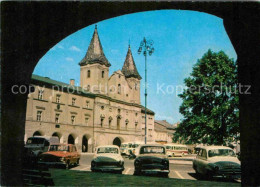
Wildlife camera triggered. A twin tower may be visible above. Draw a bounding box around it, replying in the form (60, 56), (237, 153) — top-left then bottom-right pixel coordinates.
(79, 25), (142, 104)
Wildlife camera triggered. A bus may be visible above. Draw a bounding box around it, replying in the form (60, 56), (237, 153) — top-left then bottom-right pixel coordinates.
(165, 143), (189, 157)
(120, 142), (133, 156)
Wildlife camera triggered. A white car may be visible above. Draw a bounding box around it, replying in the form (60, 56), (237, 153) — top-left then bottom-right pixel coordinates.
(193, 146), (241, 179)
(91, 145), (124, 174)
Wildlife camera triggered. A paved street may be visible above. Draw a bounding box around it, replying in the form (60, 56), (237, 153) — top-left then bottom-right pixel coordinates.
(70, 154), (240, 183)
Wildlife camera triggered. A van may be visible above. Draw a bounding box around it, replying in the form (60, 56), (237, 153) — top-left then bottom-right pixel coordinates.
(24, 136), (59, 164)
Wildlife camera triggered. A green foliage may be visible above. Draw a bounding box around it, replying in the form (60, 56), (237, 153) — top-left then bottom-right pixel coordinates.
(173, 50), (239, 145)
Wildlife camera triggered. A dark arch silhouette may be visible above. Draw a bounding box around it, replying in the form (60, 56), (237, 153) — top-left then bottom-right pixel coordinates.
(82, 136), (88, 152)
(113, 137), (121, 147)
(68, 134), (75, 145)
(33, 131), (42, 136)
(1, 2), (260, 186)
(52, 132), (60, 140)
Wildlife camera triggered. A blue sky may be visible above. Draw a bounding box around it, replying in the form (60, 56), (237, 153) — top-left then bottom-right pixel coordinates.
(34, 10), (237, 124)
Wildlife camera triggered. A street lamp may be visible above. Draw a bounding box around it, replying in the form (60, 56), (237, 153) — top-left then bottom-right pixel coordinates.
(138, 37), (154, 144)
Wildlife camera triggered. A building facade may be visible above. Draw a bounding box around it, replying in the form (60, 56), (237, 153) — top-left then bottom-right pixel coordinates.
(25, 26), (155, 152)
(154, 120), (177, 144)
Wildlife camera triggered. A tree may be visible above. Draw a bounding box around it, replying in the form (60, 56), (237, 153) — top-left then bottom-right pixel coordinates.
(173, 50), (239, 145)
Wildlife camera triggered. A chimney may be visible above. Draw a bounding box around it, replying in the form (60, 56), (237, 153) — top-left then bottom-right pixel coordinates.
(70, 79), (75, 86)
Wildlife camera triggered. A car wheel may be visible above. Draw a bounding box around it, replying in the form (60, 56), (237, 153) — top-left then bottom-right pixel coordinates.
(161, 173), (169, 178)
(134, 170), (141, 176)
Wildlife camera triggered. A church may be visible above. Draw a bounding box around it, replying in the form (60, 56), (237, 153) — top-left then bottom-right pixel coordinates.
(25, 26), (155, 152)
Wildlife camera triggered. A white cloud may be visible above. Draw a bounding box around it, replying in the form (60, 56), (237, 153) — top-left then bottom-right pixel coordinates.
(66, 57), (74, 62)
(69, 45), (81, 52)
(57, 45), (64, 49)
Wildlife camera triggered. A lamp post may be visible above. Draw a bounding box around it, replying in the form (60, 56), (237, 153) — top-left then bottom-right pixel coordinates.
(138, 37), (154, 144)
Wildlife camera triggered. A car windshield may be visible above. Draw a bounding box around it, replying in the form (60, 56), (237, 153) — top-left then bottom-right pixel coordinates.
(97, 147), (118, 154)
(26, 138), (45, 145)
(140, 146), (165, 154)
(208, 149), (236, 157)
(49, 145), (69, 152)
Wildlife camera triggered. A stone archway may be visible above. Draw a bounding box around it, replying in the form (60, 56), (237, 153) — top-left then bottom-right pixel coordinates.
(113, 137), (122, 147)
(68, 134), (75, 145)
(2, 3), (260, 186)
(82, 135), (88, 152)
(33, 131), (42, 136)
(52, 132), (61, 140)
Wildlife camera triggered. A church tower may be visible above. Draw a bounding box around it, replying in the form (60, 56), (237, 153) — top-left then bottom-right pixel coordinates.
(122, 45), (142, 104)
(79, 25), (111, 94)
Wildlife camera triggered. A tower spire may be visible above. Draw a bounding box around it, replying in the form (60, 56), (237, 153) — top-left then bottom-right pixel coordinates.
(122, 45), (142, 80)
(79, 26), (111, 67)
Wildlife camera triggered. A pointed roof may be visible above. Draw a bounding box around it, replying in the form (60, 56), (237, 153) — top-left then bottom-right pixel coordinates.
(79, 25), (111, 67)
(122, 45), (142, 80)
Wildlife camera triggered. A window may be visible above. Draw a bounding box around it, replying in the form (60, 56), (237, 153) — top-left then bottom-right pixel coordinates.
(86, 101), (89, 108)
(135, 122), (138, 131)
(109, 119), (112, 128)
(117, 117), (120, 130)
(72, 98), (76, 106)
(36, 111), (42, 121)
(85, 117), (89, 125)
(55, 113), (60, 123)
(38, 90), (43, 100)
(87, 85), (90, 91)
(149, 129), (152, 136)
(101, 118), (104, 127)
(87, 70), (91, 78)
(118, 109), (121, 114)
(125, 120), (128, 129)
(101, 106), (104, 110)
(118, 84), (121, 94)
(56, 95), (60, 103)
(135, 83), (138, 90)
(71, 116), (75, 124)
(102, 71), (104, 78)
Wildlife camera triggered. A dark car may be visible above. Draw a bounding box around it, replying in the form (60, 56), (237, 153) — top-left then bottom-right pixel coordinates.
(133, 144), (169, 177)
(23, 136), (59, 164)
(38, 144), (81, 169)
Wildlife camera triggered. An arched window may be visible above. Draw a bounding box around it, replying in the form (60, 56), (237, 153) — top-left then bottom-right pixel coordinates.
(118, 84), (121, 94)
(87, 70), (91, 78)
(102, 71), (104, 78)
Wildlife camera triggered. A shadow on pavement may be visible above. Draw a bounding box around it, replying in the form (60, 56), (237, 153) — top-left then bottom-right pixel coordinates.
(188, 173), (240, 183)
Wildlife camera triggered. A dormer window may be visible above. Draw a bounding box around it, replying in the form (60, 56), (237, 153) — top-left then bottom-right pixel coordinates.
(38, 90), (43, 100)
(56, 95), (61, 103)
(72, 98), (76, 106)
(86, 101), (89, 108)
(87, 70), (91, 78)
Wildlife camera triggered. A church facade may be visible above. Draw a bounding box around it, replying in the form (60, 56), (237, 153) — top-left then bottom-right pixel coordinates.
(25, 26), (155, 152)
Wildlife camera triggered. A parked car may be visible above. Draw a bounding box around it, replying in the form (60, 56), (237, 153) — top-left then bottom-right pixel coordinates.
(91, 145), (124, 174)
(38, 144), (80, 169)
(24, 136), (59, 164)
(193, 146), (241, 179)
(132, 144), (169, 177)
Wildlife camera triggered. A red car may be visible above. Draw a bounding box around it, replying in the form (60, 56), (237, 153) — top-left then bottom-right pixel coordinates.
(38, 144), (80, 169)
